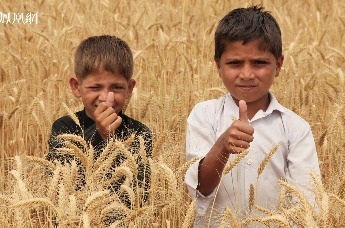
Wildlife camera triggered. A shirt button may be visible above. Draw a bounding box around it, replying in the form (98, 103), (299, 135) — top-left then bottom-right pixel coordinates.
(247, 159), (253, 165)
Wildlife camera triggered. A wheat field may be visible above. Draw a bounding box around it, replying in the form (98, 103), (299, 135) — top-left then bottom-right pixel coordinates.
(0, 0), (344, 227)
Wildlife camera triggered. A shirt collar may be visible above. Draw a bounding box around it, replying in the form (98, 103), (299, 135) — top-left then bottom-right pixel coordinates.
(225, 92), (287, 122)
(266, 93), (287, 114)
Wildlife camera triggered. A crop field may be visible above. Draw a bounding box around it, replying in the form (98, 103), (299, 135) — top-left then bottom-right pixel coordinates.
(0, 0), (344, 227)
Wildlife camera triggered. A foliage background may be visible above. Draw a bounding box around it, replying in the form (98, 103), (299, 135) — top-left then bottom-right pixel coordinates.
(0, 0), (344, 227)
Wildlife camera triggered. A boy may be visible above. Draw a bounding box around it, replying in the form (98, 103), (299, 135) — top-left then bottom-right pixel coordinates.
(185, 6), (320, 227)
(47, 35), (152, 202)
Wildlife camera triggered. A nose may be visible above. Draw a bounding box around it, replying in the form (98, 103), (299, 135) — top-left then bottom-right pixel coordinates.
(239, 64), (254, 80)
(98, 89), (109, 102)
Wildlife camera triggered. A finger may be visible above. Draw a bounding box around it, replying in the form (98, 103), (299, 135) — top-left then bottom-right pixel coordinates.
(94, 106), (115, 122)
(109, 116), (122, 132)
(94, 102), (109, 115)
(239, 100), (249, 123)
(235, 131), (254, 143)
(227, 143), (248, 154)
(101, 112), (118, 126)
(105, 92), (115, 107)
(228, 138), (250, 150)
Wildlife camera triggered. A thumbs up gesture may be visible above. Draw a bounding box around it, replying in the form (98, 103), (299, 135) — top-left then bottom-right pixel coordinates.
(94, 92), (122, 140)
(105, 91), (115, 107)
(239, 100), (249, 123)
(221, 100), (254, 154)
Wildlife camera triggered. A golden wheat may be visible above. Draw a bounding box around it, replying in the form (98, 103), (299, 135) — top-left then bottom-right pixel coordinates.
(1, 0), (345, 227)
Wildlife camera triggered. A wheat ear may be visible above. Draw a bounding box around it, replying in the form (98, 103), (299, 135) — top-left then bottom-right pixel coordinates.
(103, 166), (134, 189)
(62, 102), (81, 129)
(249, 184), (255, 212)
(181, 200), (196, 228)
(219, 207), (240, 228)
(176, 156), (200, 181)
(82, 212), (91, 228)
(311, 172), (329, 226)
(100, 201), (131, 218)
(57, 133), (88, 150)
(243, 214), (290, 227)
(257, 144), (279, 177)
(223, 149), (250, 175)
(25, 155), (56, 171)
(9, 170), (33, 200)
(93, 137), (116, 172)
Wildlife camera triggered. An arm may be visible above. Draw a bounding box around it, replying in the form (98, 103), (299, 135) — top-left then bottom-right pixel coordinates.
(286, 121), (320, 204)
(197, 100), (254, 196)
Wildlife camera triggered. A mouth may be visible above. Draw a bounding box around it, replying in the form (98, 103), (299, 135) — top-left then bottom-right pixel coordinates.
(237, 85), (256, 91)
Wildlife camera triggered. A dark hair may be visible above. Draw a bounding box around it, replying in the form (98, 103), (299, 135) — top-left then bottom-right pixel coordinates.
(74, 35), (133, 80)
(214, 5), (282, 61)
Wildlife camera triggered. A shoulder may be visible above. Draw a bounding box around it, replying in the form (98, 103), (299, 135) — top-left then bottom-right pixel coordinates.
(51, 111), (83, 134)
(269, 94), (311, 131)
(121, 114), (152, 136)
(280, 107), (311, 129)
(189, 96), (227, 119)
(278, 106), (314, 143)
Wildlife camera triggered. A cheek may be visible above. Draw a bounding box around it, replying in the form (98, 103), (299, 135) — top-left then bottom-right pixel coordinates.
(82, 95), (96, 106)
(113, 94), (127, 104)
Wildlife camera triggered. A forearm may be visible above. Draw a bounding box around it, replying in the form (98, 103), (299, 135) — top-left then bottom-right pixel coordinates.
(198, 139), (230, 196)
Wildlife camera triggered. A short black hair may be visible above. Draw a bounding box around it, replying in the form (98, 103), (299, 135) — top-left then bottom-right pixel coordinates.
(214, 5), (282, 61)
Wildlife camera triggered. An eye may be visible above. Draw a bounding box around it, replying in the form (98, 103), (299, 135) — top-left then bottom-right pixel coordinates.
(87, 86), (99, 90)
(254, 60), (268, 65)
(226, 61), (242, 68)
(228, 60), (241, 65)
(112, 85), (124, 91)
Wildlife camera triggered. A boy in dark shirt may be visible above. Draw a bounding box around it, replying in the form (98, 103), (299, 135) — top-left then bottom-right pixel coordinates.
(47, 35), (152, 205)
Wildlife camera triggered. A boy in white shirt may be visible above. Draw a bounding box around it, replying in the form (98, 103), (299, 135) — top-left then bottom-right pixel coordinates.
(185, 5), (320, 227)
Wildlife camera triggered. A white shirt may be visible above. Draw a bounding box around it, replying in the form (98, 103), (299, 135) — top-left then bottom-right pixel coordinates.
(185, 93), (320, 227)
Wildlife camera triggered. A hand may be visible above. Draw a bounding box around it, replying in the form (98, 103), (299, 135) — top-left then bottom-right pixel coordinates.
(94, 92), (122, 140)
(222, 100), (254, 154)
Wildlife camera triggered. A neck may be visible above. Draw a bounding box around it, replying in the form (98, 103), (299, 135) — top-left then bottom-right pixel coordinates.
(233, 94), (271, 120)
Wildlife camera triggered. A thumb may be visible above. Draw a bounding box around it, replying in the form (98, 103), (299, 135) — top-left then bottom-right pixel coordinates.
(239, 100), (249, 123)
(105, 92), (115, 107)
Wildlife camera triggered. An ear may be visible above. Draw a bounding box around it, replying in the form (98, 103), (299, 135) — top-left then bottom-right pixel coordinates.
(127, 79), (136, 95)
(69, 76), (81, 97)
(275, 55), (284, 77)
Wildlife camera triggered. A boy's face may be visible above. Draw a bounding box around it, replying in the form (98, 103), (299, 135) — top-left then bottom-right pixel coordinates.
(69, 70), (135, 120)
(216, 39), (283, 110)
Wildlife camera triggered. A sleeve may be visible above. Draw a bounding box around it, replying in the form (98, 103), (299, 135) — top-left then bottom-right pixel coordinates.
(286, 119), (321, 207)
(184, 103), (220, 215)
